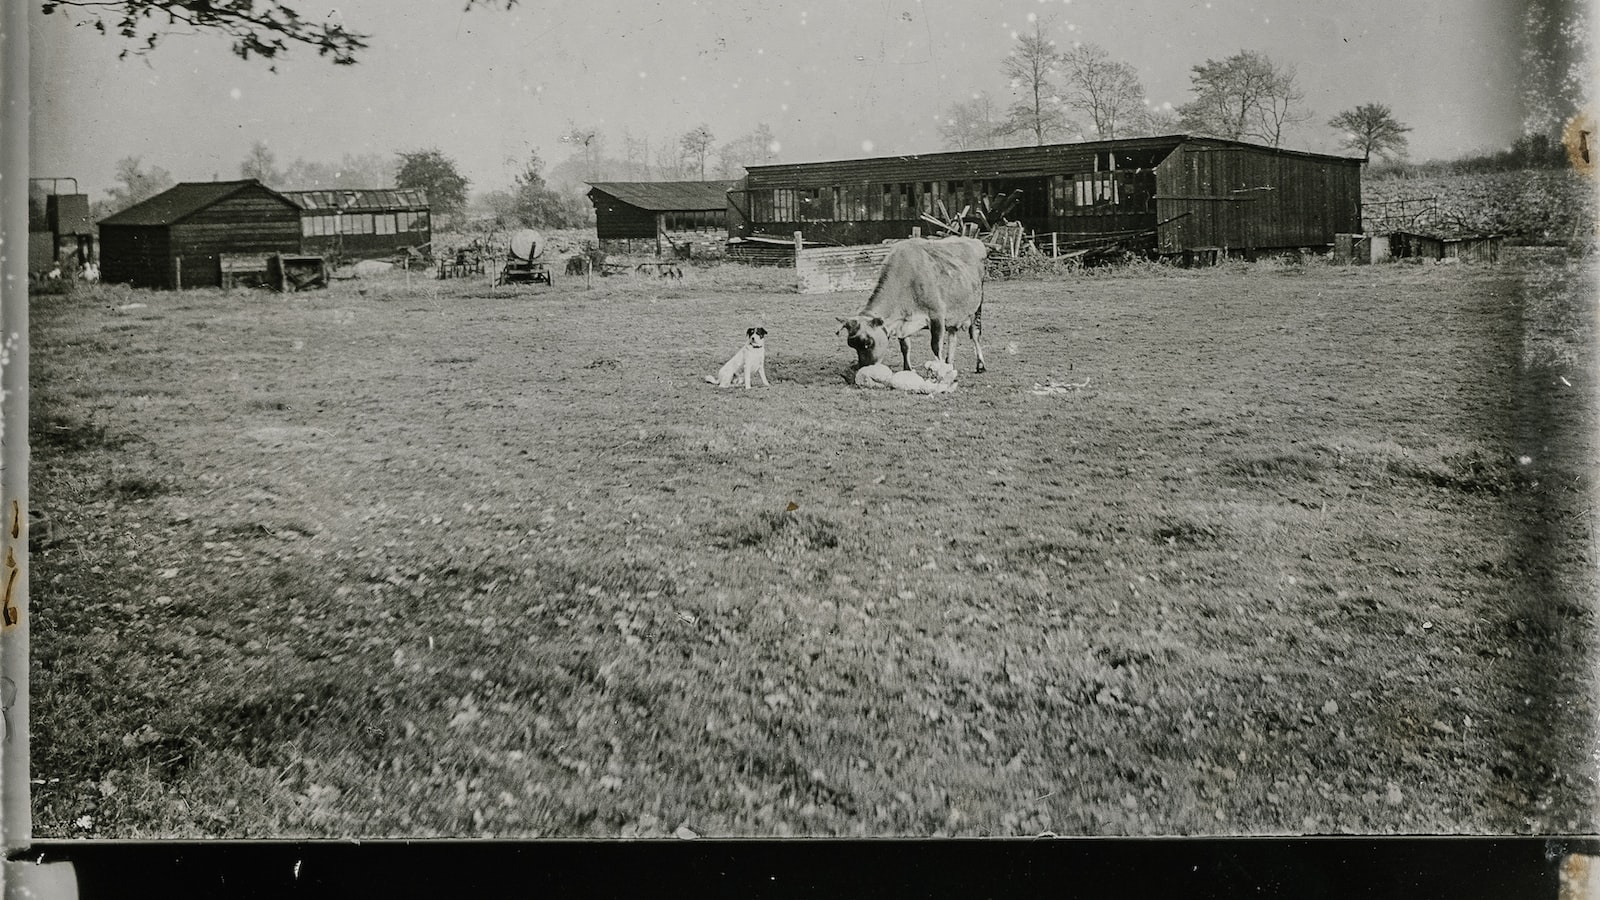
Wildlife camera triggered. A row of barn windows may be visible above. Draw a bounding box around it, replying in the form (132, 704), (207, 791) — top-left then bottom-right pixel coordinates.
(749, 154), (1146, 223)
(301, 210), (430, 237)
(661, 210), (723, 232)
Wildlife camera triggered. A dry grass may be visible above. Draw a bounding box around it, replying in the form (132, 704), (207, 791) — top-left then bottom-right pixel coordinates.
(29, 249), (1599, 837)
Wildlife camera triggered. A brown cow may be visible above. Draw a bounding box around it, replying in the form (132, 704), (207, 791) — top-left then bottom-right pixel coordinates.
(835, 236), (988, 374)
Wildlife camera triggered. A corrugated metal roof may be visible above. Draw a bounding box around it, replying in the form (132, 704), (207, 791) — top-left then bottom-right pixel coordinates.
(586, 180), (738, 211)
(99, 179), (293, 226)
(284, 188), (430, 212)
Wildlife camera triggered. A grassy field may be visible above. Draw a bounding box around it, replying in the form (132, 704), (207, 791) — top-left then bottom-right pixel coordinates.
(1363, 168), (1596, 246)
(29, 249), (1598, 837)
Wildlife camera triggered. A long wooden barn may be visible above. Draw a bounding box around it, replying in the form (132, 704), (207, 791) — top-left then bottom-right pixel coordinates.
(586, 180), (737, 252)
(731, 135), (1363, 256)
(287, 188), (431, 261)
(98, 179), (302, 289)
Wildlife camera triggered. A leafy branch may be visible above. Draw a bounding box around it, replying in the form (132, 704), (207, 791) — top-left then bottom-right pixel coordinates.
(40, 1), (517, 67)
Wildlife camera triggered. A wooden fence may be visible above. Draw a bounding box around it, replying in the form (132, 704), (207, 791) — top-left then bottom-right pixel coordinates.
(795, 242), (894, 294)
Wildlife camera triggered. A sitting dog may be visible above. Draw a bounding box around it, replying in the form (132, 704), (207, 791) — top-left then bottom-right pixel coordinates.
(705, 327), (769, 388)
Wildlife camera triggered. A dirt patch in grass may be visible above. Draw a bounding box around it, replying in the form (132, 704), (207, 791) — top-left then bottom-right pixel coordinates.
(28, 251), (1598, 838)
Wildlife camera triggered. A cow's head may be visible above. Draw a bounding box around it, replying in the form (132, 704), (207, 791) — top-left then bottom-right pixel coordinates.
(835, 315), (888, 369)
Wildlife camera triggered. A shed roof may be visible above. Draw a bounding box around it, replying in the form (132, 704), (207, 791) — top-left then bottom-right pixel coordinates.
(742, 134), (1361, 180)
(586, 180), (738, 211)
(99, 179), (294, 226)
(285, 188), (430, 212)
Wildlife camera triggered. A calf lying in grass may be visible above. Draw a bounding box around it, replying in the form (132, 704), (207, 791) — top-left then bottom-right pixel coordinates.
(854, 359), (958, 394)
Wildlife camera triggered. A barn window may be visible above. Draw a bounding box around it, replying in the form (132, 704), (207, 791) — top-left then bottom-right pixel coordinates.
(770, 189), (798, 221)
(1072, 172), (1120, 209)
(376, 213), (397, 235)
(797, 188), (832, 221)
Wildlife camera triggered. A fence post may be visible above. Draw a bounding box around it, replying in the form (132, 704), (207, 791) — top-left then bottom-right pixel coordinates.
(174, 256), (182, 291)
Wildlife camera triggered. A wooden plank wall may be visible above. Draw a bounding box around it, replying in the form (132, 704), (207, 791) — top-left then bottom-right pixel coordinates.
(725, 243), (796, 267)
(796, 243), (893, 294)
(99, 226), (172, 288)
(1155, 143), (1362, 252)
(169, 192), (302, 287)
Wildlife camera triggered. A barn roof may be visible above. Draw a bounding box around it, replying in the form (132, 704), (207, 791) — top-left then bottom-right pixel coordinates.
(741, 134), (1361, 180)
(284, 188), (430, 212)
(586, 180), (738, 212)
(99, 179), (294, 226)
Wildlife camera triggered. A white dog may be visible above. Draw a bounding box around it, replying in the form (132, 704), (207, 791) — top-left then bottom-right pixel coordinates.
(705, 327), (769, 388)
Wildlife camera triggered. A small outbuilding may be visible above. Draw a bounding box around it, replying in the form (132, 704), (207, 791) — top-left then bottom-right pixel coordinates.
(286, 188), (431, 261)
(586, 180), (737, 255)
(98, 179), (302, 289)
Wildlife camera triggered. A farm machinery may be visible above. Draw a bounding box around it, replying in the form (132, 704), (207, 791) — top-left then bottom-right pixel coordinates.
(495, 229), (554, 286)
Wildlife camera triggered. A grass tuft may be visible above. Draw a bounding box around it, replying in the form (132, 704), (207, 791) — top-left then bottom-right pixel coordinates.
(718, 509), (844, 552)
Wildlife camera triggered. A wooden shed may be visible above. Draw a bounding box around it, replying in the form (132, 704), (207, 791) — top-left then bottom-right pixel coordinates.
(286, 188), (431, 262)
(98, 179), (302, 289)
(733, 135), (1362, 256)
(586, 180), (736, 252)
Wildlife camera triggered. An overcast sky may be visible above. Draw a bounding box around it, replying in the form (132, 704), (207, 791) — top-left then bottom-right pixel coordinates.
(30, 0), (1532, 198)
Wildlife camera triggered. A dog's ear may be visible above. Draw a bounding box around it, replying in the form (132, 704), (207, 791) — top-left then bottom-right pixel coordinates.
(755, 327), (768, 337)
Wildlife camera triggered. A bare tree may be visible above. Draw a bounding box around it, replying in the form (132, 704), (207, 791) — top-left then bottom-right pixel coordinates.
(104, 155), (174, 213)
(1058, 42), (1144, 140)
(679, 124), (716, 180)
(997, 18), (1073, 145)
(1123, 104), (1183, 138)
(654, 139), (691, 180)
(1328, 103), (1413, 162)
(560, 125), (605, 182)
(1253, 61), (1311, 147)
(239, 140), (282, 186)
(619, 128), (652, 181)
(1177, 50), (1308, 146)
(938, 92), (1001, 151)
(40, 0), (516, 67)
(715, 124), (779, 178)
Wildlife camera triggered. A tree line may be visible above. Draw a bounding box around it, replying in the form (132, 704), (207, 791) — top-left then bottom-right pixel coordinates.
(95, 117), (782, 232)
(946, 16), (1413, 164)
(65, 0), (1590, 232)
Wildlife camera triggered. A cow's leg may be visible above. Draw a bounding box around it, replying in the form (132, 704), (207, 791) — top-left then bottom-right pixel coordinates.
(898, 336), (912, 373)
(971, 306), (987, 373)
(928, 318), (945, 368)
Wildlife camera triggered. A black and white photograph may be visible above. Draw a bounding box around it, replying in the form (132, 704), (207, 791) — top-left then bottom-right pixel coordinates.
(12, 0), (1598, 849)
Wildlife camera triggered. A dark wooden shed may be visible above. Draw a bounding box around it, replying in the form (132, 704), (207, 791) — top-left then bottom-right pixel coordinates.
(586, 181), (736, 245)
(733, 135), (1362, 256)
(286, 188), (431, 262)
(98, 179), (303, 289)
